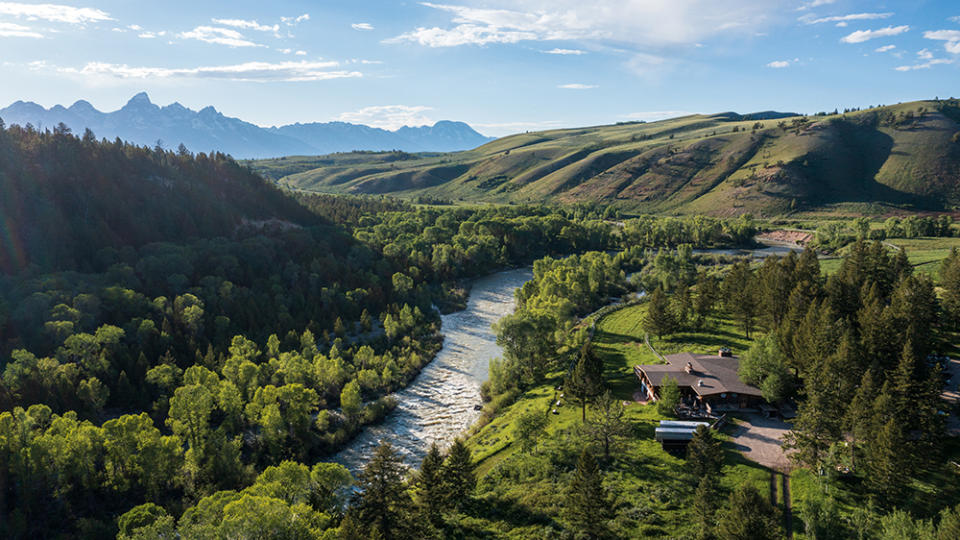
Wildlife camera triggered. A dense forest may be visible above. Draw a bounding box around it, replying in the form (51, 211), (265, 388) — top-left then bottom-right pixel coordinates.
(0, 124), (764, 538)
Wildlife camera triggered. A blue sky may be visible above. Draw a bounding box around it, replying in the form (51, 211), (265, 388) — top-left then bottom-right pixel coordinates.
(0, 0), (958, 136)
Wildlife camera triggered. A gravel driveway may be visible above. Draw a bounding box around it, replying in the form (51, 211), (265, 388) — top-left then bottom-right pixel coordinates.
(726, 413), (793, 471)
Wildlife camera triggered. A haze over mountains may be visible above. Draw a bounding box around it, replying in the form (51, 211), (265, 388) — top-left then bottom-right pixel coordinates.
(0, 93), (494, 159)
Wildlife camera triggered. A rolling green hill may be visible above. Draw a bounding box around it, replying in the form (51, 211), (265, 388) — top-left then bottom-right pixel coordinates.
(252, 99), (960, 216)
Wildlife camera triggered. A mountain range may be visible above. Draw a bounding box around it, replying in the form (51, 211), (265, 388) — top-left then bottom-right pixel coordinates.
(251, 99), (960, 216)
(0, 92), (494, 159)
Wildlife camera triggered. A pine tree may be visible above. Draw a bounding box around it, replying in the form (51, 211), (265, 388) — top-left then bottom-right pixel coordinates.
(675, 284), (692, 329)
(722, 261), (759, 338)
(441, 438), (475, 510)
(644, 288), (677, 339)
(687, 425), (724, 480)
(938, 504), (960, 540)
(587, 390), (630, 461)
(694, 271), (719, 324)
(350, 441), (412, 539)
(865, 418), (907, 506)
(565, 340), (605, 422)
(941, 248), (960, 330)
(416, 442), (446, 520)
(844, 369), (877, 471)
(692, 474), (721, 540)
(565, 450), (612, 539)
(715, 484), (781, 540)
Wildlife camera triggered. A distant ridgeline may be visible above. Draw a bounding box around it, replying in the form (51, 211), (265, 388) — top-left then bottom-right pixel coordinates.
(0, 92), (495, 159)
(257, 99), (960, 216)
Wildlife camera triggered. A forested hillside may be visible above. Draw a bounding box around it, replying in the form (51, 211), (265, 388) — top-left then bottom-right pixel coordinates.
(0, 121), (317, 274)
(257, 99), (960, 216)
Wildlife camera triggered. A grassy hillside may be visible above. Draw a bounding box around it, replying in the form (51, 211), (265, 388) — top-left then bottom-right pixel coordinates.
(252, 100), (960, 216)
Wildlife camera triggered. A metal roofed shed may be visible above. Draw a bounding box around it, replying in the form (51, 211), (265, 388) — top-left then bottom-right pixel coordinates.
(655, 420), (711, 451)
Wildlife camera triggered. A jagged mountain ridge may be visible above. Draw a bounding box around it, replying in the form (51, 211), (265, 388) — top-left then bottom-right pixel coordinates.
(0, 92), (494, 159)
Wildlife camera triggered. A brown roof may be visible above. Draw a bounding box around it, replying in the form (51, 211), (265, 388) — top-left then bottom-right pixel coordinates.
(635, 352), (763, 398)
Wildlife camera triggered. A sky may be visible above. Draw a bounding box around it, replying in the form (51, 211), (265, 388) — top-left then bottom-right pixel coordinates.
(0, 0), (958, 137)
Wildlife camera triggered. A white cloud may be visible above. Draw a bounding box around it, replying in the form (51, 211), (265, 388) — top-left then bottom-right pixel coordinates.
(875, 44), (896, 52)
(337, 105), (435, 130)
(138, 31), (165, 39)
(543, 47), (585, 55)
(213, 19), (279, 33)
(924, 29), (960, 55)
(179, 26), (262, 47)
(54, 60), (362, 82)
(0, 21), (42, 37)
(797, 0), (835, 10)
(917, 48), (934, 60)
(281, 14), (309, 25)
(558, 83), (597, 89)
(766, 60), (790, 68)
(388, 1), (785, 48)
(949, 16), (960, 23)
(295, 50), (307, 56)
(895, 58), (954, 71)
(841, 25), (909, 43)
(128, 24), (142, 31)
(352, 22), (374, 31)
(801, 12), (893, 25)
(0, 2), (111, 24)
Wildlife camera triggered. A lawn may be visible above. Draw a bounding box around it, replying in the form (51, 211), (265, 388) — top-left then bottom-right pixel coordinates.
(885, 236), (960, 283)
(591, 303), (756, 401)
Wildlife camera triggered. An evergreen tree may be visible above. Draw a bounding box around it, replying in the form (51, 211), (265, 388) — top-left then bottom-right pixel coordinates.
(692, 474), (721, 540)
(938, 504), (960, 540)
(687, 425), (724, 480)
(565, 450), (612, 539)
(416, 442), (446, 520)
(694, 271), (719, 324)
(865, 418), (907, 506)
(587, 390), (629, 461)
(565, 340), (605, 422)
(349, 441), (413, 539)
(941, 248), (960, 330)
(715, 484), (781, 540)
(844, 369), (878, 470)
(722, 261), (759, 338)
(675, 283), (692, 328)
(644, 288), (677, 339)
(441, 438), (475, 510)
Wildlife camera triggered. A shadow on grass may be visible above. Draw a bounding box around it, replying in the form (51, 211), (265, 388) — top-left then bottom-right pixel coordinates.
(467, 494), (558, 530)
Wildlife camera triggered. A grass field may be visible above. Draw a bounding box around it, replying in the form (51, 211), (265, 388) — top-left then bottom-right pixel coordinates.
(886, 236), (960, 282)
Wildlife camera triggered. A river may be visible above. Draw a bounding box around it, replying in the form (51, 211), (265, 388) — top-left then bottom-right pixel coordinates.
(332, 268), (533, 473)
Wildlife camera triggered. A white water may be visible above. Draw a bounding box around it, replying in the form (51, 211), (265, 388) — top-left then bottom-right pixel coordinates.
(332, 268), (533, 473)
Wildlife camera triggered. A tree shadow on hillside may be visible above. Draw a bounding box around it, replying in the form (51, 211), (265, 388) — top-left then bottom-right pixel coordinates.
(466, 495), (558, 530)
